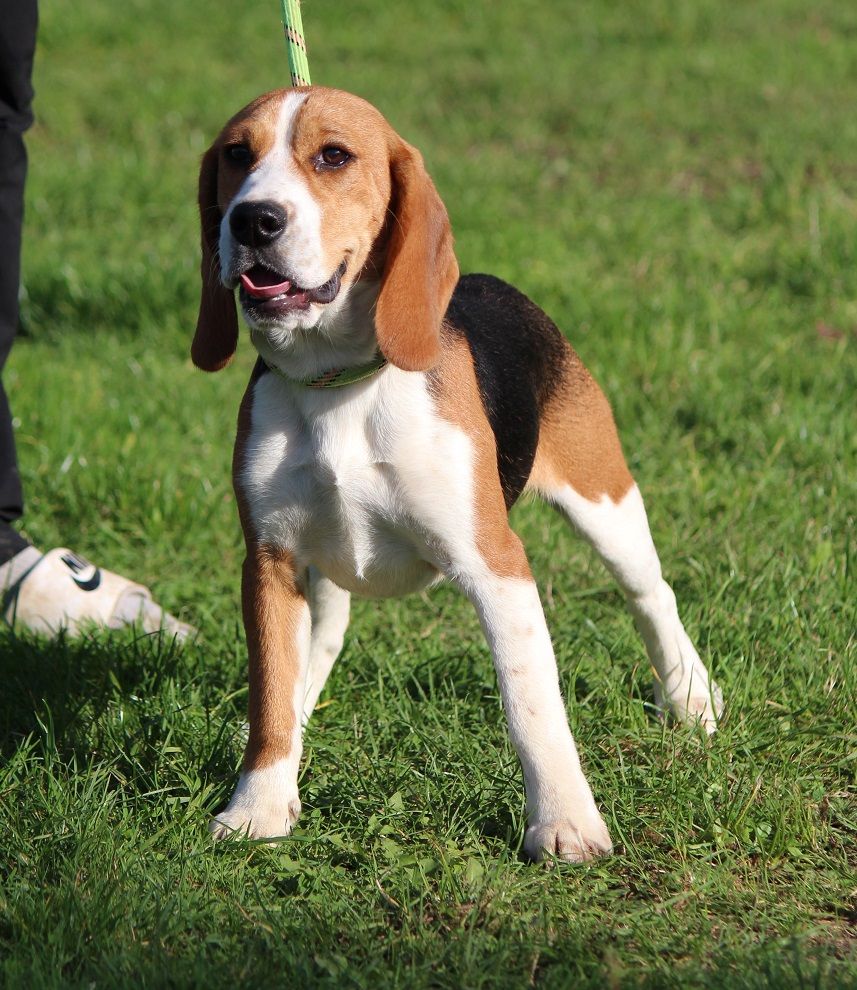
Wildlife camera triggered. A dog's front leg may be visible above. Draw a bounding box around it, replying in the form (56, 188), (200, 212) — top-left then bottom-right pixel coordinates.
(456, 532), (613, 863)
(211, 545), (310, 840)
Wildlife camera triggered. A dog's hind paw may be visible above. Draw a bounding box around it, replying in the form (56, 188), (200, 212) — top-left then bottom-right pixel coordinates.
(524, 814), (613, 864)
(656, 678), (724, 735)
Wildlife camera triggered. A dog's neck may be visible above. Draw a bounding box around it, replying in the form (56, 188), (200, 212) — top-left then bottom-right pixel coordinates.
(249, 276), (383, 382)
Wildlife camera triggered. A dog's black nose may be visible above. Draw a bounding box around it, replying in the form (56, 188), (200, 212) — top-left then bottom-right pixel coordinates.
(229, 201), (287, 247)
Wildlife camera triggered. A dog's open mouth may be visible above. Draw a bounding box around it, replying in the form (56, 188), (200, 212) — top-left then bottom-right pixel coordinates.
(238, 261), (346, 315)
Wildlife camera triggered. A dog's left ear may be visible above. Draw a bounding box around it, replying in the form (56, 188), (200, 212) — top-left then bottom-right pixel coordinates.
(375, 140), (459, 372)
(191, 144), (239, 372)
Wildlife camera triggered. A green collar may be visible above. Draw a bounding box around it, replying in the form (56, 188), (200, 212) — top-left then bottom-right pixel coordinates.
(263, 352), (388, 388)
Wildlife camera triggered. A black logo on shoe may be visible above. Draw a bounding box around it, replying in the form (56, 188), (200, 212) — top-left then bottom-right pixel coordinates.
(61, 551), (102, 592)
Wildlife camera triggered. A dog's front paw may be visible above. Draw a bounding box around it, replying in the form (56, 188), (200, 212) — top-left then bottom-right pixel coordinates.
(209, 799), (300, 841)
(524, 811), (613, 864)
(209, 766), (301, 841)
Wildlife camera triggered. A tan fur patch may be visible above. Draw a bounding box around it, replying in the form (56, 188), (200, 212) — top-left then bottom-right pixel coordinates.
(432, 334), (531, 580)
(529, 349), (633, 504)
(241, 545), (306, 770)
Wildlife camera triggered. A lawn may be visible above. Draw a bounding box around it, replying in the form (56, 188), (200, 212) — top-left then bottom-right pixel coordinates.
(1, 0), (855, 986)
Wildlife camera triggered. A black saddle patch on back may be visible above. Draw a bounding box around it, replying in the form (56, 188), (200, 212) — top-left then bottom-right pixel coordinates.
(443, 274), (568, 508)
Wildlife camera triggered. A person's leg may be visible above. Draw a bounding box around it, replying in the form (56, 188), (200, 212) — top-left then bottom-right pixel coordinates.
(0, 3), (193, 639)
(0, 0), (38, 560)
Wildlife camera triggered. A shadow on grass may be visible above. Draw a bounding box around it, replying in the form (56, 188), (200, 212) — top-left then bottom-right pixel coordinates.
(0, 625), (249, 826)
(0, 626), (249, 782)
(0, 628), (185, 751)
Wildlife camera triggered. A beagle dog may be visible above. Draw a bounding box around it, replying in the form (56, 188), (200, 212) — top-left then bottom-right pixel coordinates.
(193, 86), (722, 862)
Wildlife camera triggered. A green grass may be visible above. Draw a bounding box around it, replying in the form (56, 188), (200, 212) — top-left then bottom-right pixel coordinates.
(1, 0), (855, 985)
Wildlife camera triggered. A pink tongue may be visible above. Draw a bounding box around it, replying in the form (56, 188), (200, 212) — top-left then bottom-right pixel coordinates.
(240, 269), (292, 300)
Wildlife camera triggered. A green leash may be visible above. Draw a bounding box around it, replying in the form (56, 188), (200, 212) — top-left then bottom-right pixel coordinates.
(275, 2), (387, 389)
(281, 0), (311, 86)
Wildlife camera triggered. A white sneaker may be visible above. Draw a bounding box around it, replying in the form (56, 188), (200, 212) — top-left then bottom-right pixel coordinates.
(3, 547), (195, 640)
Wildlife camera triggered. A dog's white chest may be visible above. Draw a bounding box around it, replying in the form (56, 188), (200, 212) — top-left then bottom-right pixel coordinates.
(238, 368), (474, 597)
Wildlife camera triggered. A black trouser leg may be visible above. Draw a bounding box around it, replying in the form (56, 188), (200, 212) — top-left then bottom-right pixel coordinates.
(0, 127), (28, 531)
(0, 1), (38, 562)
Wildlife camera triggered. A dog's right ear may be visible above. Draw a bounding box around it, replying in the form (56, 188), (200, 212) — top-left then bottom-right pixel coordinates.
(374, 140), (458, 372)
(191, 144), (239, 372)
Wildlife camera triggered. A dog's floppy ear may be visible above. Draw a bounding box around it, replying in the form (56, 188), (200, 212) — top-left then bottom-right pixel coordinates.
(191, 144), (239, 372)
(375, 140), (459, 372)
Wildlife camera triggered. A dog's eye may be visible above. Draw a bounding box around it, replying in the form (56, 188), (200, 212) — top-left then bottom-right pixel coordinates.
(318, 146), (352, 169)
(226, 144), (253, 166)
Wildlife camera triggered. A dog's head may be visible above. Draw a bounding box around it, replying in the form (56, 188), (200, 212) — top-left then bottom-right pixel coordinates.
(192, 87), (459, 373)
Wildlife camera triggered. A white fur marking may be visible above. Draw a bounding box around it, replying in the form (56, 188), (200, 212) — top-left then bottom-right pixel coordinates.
(240, 366), (478, 598)
(303, 568), (351, 721)
(219, 92), (331, 293)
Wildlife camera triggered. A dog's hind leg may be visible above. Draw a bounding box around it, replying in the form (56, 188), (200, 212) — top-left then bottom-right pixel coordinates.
(302, 567), (351, 723)
(426, 332), (612, 862)
(528, 357), (722, 732)
(452, 527), (614, 863)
